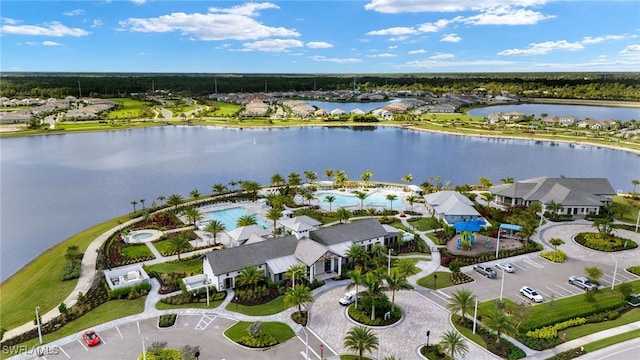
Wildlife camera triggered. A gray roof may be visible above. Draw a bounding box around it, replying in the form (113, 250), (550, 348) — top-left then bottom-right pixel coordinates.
(490, 177), (615, 205)
(310, 219), (388, 246)
(205, 235), (298, 274)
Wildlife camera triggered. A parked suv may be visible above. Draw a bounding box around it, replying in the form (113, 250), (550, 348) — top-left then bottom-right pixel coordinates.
(473, 264), (497, 278)
(568, 276), (598, 291)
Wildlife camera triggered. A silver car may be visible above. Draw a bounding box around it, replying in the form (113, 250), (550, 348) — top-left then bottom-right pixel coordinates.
(495, 263), (515, 273)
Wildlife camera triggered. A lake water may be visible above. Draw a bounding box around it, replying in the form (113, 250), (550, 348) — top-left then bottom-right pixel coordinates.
(1, 125), (639, 281)
(467, 104), (640, 121)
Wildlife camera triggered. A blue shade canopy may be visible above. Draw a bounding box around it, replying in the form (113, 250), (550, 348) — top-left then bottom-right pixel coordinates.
(453, 219), (486, 232)
(499, 223), (522, 232)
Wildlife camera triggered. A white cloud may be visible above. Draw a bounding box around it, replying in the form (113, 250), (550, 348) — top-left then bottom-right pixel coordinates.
(131, 0), (146, 5)
(1, 17), (19, 25)
(408, 49), (426, 54)
(309, 55), (362, 63)
(365, 0), (550, 14)
(498, 40), (584, 56)
(306, 41), (333, 48)
(461, 6), (554, 25)
(366, 27), (417, 36)
(389, 36), (409, 42)
(440, 33), (461, 42)
(1, 21), (90, 37)
(91, 20), (103, 28)
(430, 53), (455, 59)
(405, 58), (515, 69)
(42, 41), (62, 46)
(620, 44), (640, 56)
(242, 39), (304, 52)
(366, 53), (397, 58)
(417, 19), (451, 32)
(388, 45), (398, 49)
(63, 9), (85, 16)
(581, 34), (626, 44)
(120, 3), (299, 41)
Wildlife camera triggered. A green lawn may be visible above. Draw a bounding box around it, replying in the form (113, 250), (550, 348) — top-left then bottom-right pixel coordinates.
(416, 271), (454, 290)
(612, 195), (640, 224)
(451, 314), (487, 349)
(153, 238), (194, 256)
(155, 299), (223, 310)
(410, 216), (442, 231)
(225, 295), (288, 316)
(106, 98), (154, 119)
(145, 257), (203, 275)
(224, 321), (295, 344)
(122, 244), (155, 259)
(1, 297), (146, 359)
(563, 307), (640, 339)
(0, 215), (132, 330)
(582, 328), (640, 352)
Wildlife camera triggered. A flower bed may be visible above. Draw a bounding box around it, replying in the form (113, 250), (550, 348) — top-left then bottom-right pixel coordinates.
(575, 232), (638, 252)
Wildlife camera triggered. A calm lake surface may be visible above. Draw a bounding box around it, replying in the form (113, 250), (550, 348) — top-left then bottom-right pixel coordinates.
(1, 125), (639, 281)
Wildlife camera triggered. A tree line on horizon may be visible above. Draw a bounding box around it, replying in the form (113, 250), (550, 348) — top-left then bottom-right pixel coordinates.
(1, 72), (639, 101)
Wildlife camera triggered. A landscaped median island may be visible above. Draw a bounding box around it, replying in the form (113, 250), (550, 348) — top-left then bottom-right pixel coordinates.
(224, 321), (295, 349)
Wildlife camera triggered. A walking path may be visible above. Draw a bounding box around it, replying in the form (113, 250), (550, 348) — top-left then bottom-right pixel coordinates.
(5, 202), (640, 360)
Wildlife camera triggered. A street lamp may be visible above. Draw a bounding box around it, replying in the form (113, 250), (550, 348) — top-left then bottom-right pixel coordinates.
(292, 268), (303, 290)
(387, 248), (393, 276)
(319, 344), (324, 359)
(302, 325), (309, 360)
(499, 267), (505, 301)
(35, 306), (43, 345)
(635, 209), (639, 232)
(426, 330), (430, 347)
(142, 337), (147, 360)
(495, 226), (502, 258)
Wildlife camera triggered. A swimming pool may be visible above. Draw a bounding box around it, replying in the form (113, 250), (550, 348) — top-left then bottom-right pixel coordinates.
(132, 232), (153, 240)
(203, 207), (270, 230)
(316, 191), (401, 209)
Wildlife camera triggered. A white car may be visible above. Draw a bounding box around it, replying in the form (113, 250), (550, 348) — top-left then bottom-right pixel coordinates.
(495, 263), (515, 273)
(520, 286), (543, 303)
(339, 290), (357, 306)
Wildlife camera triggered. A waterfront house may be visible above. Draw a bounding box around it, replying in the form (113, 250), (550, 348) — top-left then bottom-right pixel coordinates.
(424, 191), (483, 225)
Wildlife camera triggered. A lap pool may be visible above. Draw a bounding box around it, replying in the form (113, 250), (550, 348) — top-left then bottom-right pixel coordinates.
(316, 191), (400, 209)
(203, 207), (270, 230)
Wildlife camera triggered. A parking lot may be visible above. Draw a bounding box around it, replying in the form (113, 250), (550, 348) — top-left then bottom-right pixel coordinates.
(426, 252), (639, 307)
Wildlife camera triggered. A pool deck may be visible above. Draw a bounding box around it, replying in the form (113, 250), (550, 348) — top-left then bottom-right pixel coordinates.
(306, 186), (412, 211)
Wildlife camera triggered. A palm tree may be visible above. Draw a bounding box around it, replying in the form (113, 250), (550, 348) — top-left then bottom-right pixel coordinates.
(336, 207), (352, 224)
(237, 266), (264, 298)
(167, 236), (191, 260)
(386, 194), (398, 211)
(345, 243), (368, 270)
(354, 190), (367, 211)
(266, 207), (282, 235)
(402, 173), (413, 189)
(240, 180), (261, 201)
(203, 219), (226, 245)
(549, 238), (565, 261)
(304, 170), (317, 185)
(236, 214), (258, 227)
(343, 325), (379, 360)
(439, 330), (469, 360)
(324, 195), (336, 212)
(140, 199), (146, 209)
(394, 258), (419, 278)
(370, 243), (386, 268)
(284, 285), (314, 317)
(212, 183), (228, 195)
(271, 173), (285, 188)
(324, 169), (334, 183)
(288, 172), (302, 187)
(335, 170), (348, 188)
(166, 193), (184, 213)
(632, 179), (640, 194)
(346, 268), (365, 309)
(361, 169), (373, 188)
(363, 271), (384, 321)
(157, 195), (166, 205)
(483, 308), (517, 344)
(190, 188), (201, 200)
(367, 207), (377, 218)
(406, 195), (418, 212)
(285, 264), (307, 287)
(500, 177), (515, 184)
(385, 268), (412, 308)
(446, 288), (477, 324)
(181, 206), (203, 227)
(228, 180), (238, 192)
(131, 200), (138, 212)
(302, 191), (315, 205)
(548, 200), (563, 220)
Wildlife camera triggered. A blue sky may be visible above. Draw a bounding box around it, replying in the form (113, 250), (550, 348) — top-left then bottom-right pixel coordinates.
(1, 0), (639, 73)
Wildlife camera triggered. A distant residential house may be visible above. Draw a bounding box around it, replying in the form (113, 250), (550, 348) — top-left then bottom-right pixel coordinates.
(542, 116), (560, 126)
(487, 111), (525, 123)
(350, 108), (366, 115)
(371, 108), (393, 120)
(577, 119), (602, 129)
(559, 115), (579, 126)
(489, 176), (615, 216)
(201, 219), (389, 291)
(424, 191), (482, 225)
(330, 108), (346, 116)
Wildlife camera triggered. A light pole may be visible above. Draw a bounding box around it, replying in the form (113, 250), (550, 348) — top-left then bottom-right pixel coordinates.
(205, 278), (210, 307)
(495, 226), (502, 258)
(35, 306), (43, 345)
(142, 337), (147, 360)
(319, 344), (324, 360)
(635, 209), (639, 232)
(472, 299), (478, 334)
(387, 248), (392, 276)
(426, 330), (430, 347)
(292, 268), (303, 290)
(539, 203), (546, 228)
(499, 267), (505, 301)
(302, 325), (309, 360)
(611, 260), (618, 290)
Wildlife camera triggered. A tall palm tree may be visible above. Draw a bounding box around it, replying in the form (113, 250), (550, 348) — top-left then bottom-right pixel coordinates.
(446, 288), (477, 324)
(548, 200), (563, 219)
(140, 199), (146, 209)
(166, 193), (184, 213)
(304, 170), (317, 185)
(361, 169), (373, 188)
(237, 266), (264, 298)
(203, 219), (226, 245)
(324, 195), (336, 212)
(394, 258), (419, 278)
(483, 308), (517, 344)
(335, 170), (348, 188)
(345, 243), (368, 270)
(167, 236), (191, 260)
(438, 330), (469, 360)
(130, 200), (138, 212)
(344, 326), (379, 360)
(549, 238), (565, 261)
(370, 243), (386, 268)
(271, 173), (285, 188)
(181, 206), (203, 227)
(386, 194), (398, 211)
(632, 179), (640, 194)
(212, 183), (228, 196)
(402, 173), (413, 188)
(385, 268), (412, 308)
(236, 214), (258, 227)
(324, 169), (334, 183)
(284, 285), (314, 317)
(190, 188), (201, 200)
(157, 195), (166, 205)
(240, 180), (261, 201)
(363, 271), (384, 321)
(288, 172), (302, 187)
(354, 190), (367, 211)
(302, 191), (315, 205)
(285, 264), (307, 287)
(266, 207), (283, 235)
(346, 268), (365, 309)
(336, 207), (352, 224)
(406, 195), (418, 212)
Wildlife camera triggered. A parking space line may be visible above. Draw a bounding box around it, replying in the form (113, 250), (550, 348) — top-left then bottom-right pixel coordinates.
(536, 289), (552, 298)
(136, 320), (141, 334)
(545, 286), (566, 297)
(307, 327), (337, 356)
(513, 263), (529, 272)
(195, 314), (217, 330)
(116, 326), (123, 339)
(414, 290), (447, 311)
(77, 339), (88, 352)
(97, 331), (106, 345)
(555, 284), (579, 295)
(523, 258), (544, 269)
(58, 347), (70, 359)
